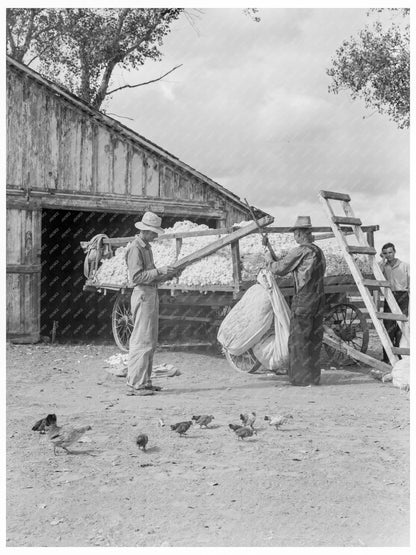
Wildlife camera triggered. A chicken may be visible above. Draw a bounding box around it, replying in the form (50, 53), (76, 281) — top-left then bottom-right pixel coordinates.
(228, 423), (244, 432)
(264, 414), (293, 430)
(170, 421), (193, 436)
(192, 415), (215, 428)
(240, 411), (256, 429)
(158, 418), (165, 427)
(234, 426), (257, 440)
(45, 421), (92, 455)
(32, 413), (57, 434)
(136, 434), (149, 451)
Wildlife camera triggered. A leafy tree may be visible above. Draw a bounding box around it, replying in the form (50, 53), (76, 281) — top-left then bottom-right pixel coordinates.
(7, 8), (261, 111)
(6, 8), (183, 110)
(327, 9), (409, 129)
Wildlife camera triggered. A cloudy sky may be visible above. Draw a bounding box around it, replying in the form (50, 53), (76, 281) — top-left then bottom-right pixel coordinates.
(107, 7), (410, 258)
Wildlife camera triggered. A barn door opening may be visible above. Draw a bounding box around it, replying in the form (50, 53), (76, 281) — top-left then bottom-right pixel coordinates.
(40, 209), (217, 344)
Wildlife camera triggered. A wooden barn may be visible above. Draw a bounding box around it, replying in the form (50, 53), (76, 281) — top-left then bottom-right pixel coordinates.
(6, 56), (260, 344)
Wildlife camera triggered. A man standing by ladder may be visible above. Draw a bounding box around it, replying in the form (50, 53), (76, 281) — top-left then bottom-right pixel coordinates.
(379, 242), (410, 362)
(267, 216), (326, 386)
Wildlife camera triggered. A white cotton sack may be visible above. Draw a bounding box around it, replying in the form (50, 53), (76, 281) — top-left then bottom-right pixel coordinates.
(217, 283), (273, 356)
(252, 269), (290, 371)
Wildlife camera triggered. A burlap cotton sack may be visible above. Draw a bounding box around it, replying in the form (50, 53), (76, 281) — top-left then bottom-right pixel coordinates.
(217, 283), (273, 356)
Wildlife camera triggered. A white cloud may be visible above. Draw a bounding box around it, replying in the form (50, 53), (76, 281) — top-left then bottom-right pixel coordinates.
(109, 8), (409, 257)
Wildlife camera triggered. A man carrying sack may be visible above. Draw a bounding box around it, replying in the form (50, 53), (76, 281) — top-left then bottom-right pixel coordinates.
(266, 216), (326, 386)
(125, 212), (176, 396)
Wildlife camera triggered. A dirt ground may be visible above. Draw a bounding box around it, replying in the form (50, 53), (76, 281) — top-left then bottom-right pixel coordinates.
(6, 338), (410, 547)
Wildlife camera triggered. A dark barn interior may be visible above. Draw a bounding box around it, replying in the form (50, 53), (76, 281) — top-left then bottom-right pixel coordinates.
(40, 208), (217, 344)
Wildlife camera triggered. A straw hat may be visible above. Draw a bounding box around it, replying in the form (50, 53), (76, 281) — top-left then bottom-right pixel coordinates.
(134, 212), (165, 235)
(289, 216), (312, 231)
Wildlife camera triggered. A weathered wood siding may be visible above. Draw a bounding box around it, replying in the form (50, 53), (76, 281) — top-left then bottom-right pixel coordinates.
(6, 208), (42, 342)
(6, 63), (250, 226)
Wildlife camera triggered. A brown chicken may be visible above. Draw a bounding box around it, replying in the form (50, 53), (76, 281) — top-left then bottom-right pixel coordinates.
(229, 423), (244, 432)
(46, 421), (92, 455)
(32, 413), (57, 434)
(192, 415), (215, 428)
(234, 426), (257, 440)
(136, 434), (149, 451)
(170, 421), (193, 436)
(240, 412), (256, 429)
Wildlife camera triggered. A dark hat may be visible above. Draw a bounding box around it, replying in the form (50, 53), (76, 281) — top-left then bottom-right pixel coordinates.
(289, 216), (312, 231)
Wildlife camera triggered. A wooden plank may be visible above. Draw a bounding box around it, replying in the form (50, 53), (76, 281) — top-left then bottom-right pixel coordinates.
(347, 246), (377, 255)
(375, 312), (408, 322)
(144, 154), (159, 197)
(6, 274), (21, 334)
(159, 314), (212, 323)
(6, 208), (22, 265)
(332, 216), (362, 226)
(175, 238), (182, 259)
(170, 215), (274, 272)
(130, 149), (144, 196)
(231, 240), (242, 293)
(319, 190), (351, 202)
(323, 327), (391, 372)
(391, 347), (410, 356)
(314, 230), (355, 241)
(7, 264), (41, 273)
(113, 136), (129, 195)
(362, 279), (391, 288)
(158, 341), (213, 348)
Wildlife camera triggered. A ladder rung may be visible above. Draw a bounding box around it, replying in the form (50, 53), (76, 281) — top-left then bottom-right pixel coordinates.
(375, 312), (408, 322)
(319, 190), (351, 202)
(391, 347), (410, 356)
(362, 279), (391, 288)
(347, 246), (377, 255)
(332, 216), (362, 226)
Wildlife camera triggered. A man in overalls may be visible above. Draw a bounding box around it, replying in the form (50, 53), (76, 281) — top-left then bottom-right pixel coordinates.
(125, 212), (175, 396)
(267, 216), (326, 386)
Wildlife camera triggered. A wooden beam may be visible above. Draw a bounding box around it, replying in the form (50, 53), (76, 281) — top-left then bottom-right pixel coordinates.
(7, 188), (225, 218)
(170, 215), (274, 272)
(323, 327), (392, 372)
(347, 246), (377, 255)
(319, 190), (351, 202)
(6, 264), (42, 273)
(332, 216), (362, 225)
(391, 347), (410, 356)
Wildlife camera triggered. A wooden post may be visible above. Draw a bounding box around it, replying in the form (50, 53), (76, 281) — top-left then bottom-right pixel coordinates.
(231, 240), (242, 294)
(175, 237), (182, 260)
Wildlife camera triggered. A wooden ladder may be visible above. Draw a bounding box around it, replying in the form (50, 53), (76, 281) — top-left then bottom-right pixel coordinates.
(318, 190), (410, 369)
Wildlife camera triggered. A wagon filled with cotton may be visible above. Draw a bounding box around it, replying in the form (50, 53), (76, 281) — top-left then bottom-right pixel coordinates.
(82, 215), (380, 370)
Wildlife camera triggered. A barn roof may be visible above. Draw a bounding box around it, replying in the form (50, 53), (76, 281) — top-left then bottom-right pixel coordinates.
(7, 56), (263, 215)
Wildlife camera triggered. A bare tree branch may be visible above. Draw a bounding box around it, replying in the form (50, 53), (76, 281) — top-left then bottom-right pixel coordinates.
(106, 64), (183, 95)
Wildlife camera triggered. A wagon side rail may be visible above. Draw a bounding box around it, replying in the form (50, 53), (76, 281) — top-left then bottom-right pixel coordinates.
(82, 221), (379, 294)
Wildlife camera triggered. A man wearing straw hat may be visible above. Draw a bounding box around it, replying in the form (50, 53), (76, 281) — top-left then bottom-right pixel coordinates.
(267, 216), (326, 386)
(125, 211), (176, 396)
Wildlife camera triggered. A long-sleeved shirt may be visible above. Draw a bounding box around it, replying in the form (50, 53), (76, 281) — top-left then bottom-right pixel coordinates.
(270, 243), (326, 297)
(379, 258), (410, 292)
(126, 235), (159, 286)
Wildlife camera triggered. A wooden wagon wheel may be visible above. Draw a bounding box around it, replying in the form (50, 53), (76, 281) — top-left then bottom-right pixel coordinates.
(112, 292), (133, 352)
(323, 302), (369, 365)
(224, 348), (263, 374)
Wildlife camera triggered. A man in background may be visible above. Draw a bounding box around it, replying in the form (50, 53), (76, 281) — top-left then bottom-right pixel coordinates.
(379, 242), (410, 362)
